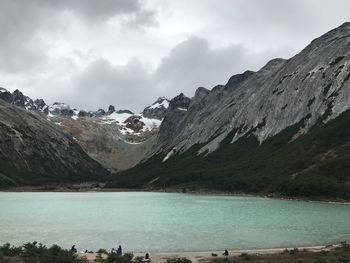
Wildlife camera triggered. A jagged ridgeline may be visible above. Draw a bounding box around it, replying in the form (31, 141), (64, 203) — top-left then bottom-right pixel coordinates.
(2, 22), (350, 198)
(108, 22), (350, 199)
(0, 100), (109, 187)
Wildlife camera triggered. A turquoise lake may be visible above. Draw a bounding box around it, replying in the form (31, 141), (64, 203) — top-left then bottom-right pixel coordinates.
(0, 192), (350, 252)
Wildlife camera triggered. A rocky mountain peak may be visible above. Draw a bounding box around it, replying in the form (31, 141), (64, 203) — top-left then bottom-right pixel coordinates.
(49, 102), (75, 117)
(194, 87), (210, 99)
(142, 97), (170, 120)
(0, 87), (13, 103)
(168, 93), (191, 111)
(107, 105), (115, 114)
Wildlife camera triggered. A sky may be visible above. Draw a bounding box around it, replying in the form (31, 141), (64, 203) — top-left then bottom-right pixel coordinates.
(1, 0), (350, 112)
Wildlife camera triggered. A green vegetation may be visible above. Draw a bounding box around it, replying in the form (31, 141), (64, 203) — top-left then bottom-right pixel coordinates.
(0, 241), (88, 263)
(210, 243), (350, 263)
(166, 257), (192, 263)
(0, 243), (194, 263)
(108, 109), (350, 200)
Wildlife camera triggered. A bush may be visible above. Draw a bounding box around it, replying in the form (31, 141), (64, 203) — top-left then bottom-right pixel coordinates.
(0, 243), (22, 256)
(0, 242), (88, 263)
(22, 241), (47, 258)
(105, 252), (134, 263)
(97, 248), (109, 254)
(166, 257), (192, 263)
(131, 256), (145, 263)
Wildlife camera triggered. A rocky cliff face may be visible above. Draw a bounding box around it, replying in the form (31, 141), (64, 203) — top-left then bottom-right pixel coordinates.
(0, 100), (109, 187)
(142, 97), (170, 120)
(155, 22), (350, 158)
(49, 116), (157, 172)
(0, 88), (48, 113)
(2, 23), (350, 193)
(0, 88), (168, 172)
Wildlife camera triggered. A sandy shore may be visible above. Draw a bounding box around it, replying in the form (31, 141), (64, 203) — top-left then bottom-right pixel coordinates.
(79, 244), (336, 263)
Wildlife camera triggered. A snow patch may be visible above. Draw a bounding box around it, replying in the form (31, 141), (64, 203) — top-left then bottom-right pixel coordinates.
(177, 107), (188, 111)
(50, 102), (71, 111)
(163, 148), (177, 162)
(141, 116), (162, 131)
(149, 99), (169, 109)
(102, 112), (133, 124)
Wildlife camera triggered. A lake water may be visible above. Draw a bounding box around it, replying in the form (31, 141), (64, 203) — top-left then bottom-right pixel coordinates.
(0, 192), (350, 252)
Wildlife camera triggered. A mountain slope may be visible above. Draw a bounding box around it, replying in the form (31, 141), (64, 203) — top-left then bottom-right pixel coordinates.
(154, 22), (350, 156)
(0, 88), (169, 172)
(108, 22), (350, 199)
(108, 108), (350, 199)
(0, 100), (109, 187)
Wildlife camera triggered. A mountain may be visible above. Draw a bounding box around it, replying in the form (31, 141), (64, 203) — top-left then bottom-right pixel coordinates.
(0, 87), (168, 172)
(0, 99), (109, 188)
(108, 22), (350, 199)
(2, 23), (350, 198)
(142, 97), (170, 119)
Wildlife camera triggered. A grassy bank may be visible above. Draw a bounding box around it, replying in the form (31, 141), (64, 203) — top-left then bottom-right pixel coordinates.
(1, 242), (350, 263)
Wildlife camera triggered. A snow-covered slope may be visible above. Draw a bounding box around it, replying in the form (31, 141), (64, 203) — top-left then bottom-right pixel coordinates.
(0, 88), (168, 172)
(0, 87), (167, 143)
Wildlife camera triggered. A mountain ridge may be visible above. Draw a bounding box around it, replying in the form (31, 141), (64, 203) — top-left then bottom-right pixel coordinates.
(1, 22), (350, 199)
(107, 22), (350, 199)
(0, 99), (109, 187)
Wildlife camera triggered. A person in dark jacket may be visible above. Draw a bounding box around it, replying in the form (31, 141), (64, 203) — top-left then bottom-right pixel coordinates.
(117, 245), (122, 255)
(70, 245), (77, 253)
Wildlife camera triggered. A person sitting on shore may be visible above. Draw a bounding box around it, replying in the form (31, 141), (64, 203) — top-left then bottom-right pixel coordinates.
(141, 253), (151, 263)
(223, 249), (229, 257)
(111, 248), (116, 254)
(117, 245), (122, 255)
(70, 245), (77, 253)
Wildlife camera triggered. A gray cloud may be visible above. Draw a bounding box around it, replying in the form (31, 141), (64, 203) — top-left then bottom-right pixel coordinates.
(123, 10), (158, 29)
(52, 0), (142, 21)
(72, 36), (287, 111)
(0, 0), (156, 72)
(72, 58), (155, 111)
(154, 37), (265, 97)
(1, 0), (350, 112)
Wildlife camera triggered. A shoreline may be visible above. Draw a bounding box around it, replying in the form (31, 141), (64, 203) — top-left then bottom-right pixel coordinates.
(1, 186), (350, 204)
(79, 243), (344, 263)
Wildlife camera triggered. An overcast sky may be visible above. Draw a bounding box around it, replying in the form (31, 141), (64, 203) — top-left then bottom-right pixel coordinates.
(1, 0), (350, 112)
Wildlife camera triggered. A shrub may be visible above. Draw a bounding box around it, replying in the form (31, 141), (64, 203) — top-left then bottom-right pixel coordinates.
(166, 257), (192, 263)
(0, 242), (88, 263)
(131, 256), (145, 263)
(106, 252), (134, 263)
(0, 242), (22, 256)
(97, 249), (109, 254)
(289, 248), (299, 255)
(22, 241), (47, 258)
